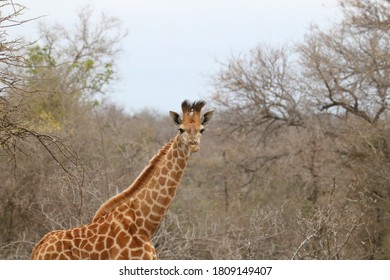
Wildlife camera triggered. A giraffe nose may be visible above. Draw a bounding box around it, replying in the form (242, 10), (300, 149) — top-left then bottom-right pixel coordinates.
(188, 140), (198, 146)
(188, 141), (199, 152)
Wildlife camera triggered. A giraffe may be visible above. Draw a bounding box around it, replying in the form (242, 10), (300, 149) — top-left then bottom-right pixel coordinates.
(31, 100), (214, 260)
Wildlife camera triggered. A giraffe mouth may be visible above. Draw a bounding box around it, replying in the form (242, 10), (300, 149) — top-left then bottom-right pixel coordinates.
(189, 143), (199, 152)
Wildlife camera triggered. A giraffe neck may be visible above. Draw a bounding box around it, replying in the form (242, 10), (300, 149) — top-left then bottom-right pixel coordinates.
(92, 138), (174, 222)
(133, 134), (190, 236)
(94, 134), (190, 237)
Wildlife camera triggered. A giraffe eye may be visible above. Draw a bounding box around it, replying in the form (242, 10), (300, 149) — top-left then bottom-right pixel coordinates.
(178, 128), (185, 134)
(200, 128), (205, 134)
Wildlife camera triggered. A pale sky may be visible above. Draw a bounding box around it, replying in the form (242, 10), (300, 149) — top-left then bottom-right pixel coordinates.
(13, 0), (339, 113)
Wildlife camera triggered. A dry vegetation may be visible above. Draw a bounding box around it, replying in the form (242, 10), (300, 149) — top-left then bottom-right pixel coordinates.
(1, 0), (390, 259)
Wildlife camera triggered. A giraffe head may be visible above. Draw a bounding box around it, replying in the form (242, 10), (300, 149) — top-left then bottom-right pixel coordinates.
(169, 100), (214, 153)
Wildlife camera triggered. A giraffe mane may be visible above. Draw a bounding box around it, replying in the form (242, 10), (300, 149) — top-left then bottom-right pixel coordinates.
(92, 139), (174, 222)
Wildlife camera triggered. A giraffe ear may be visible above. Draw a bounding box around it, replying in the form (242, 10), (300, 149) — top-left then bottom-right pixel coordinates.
(169, 111), (182, 126)
(201, 110), (214, 126)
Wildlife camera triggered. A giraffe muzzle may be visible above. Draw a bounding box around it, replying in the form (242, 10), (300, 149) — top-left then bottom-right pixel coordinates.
(188, 141), (199, 152)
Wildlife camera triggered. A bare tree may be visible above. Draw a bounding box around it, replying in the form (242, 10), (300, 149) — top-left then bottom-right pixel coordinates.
(0, 2), (128, 259)
(208, 0), (390, 260)
(341, 0), (390, 31)
(25, 6), (126, 98)
(299, 0), (390, 124)
(212, 45), (304, 139)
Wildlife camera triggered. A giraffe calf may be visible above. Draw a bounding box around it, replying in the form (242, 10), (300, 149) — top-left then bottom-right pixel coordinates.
(31, 100), (214, 260)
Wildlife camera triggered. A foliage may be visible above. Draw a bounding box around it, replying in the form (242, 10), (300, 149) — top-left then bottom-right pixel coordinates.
(2, 0), (390, 260)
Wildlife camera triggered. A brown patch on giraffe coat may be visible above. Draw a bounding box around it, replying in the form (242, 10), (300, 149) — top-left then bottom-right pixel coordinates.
(176, 158), (186, 169)
(71, 247), (81, 259)
(161, 167), (169, 176)
(137, 191), (146, 200)
(128, 223), (138, 234)
(135, 218), (144, 228)
(117, 212), (124, 222)
(135, 209), (142, 217)
(99, 223), (109, 235)
(110, 246), (120, 258)
(62, 240), (72, 251)
(89, 223), (99, 230)
(168, 186), (177, 197)
(145, 191), (152, 202)
(140, 201), (150, 216)
(73, 228), (81, 238)
(172, 170), (183, 180)
(80, 250), (89, 259)
(157, 195), (168, 205)
(106, 236), (114, 248)
(149, 178), (157, 187)
(89, 234), (98, 244)
(80, 239), (88, 249)
(86, 230), (94, 238)
(55, 241), (62, 252)
(51, 252), (59, 259)
(121, 216), (132, 227)
(117, 231), (130, 248)
(96, 236), (105, 251)
(100, 250), (109, 259)
(158, 177), (167, 185)
(90, 252), (99, 259)
(120, 249), (130, 259)
(58, 253), (68, 260)
(84, 243), (93, 252)
(111, 223), (122, 237)
(151, 190), (159, 200)
(149, 213), (161, 223)
(47, 244), (55, 252)
(160, 188), (168, 196)
(131, 249), (143, 258)
(129, 236), (142, 248)
(65, 231), (73, 240)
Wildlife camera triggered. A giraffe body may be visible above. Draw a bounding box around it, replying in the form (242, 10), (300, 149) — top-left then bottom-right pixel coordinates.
(31, 100), (214, 260)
